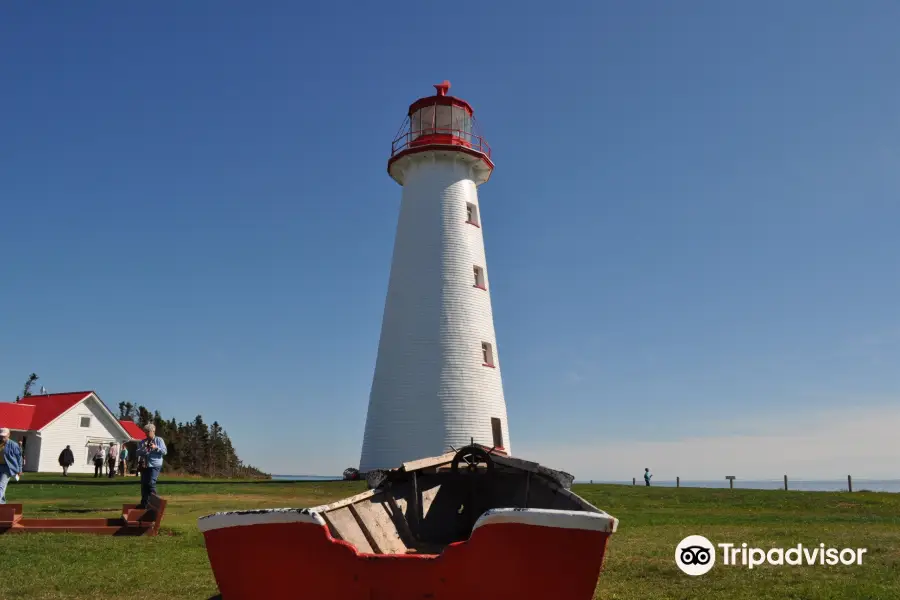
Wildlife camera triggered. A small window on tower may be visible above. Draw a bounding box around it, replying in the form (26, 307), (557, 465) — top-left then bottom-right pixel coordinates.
(481, 342), (495, 367)
(466, 203), (479, 226)
(473, 266), (485, 289)
(80, 416), (91, 428)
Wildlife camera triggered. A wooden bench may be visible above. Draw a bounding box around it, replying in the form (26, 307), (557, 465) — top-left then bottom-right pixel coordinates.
(0, 495), (167, 536)
(121, 494), (168, 535)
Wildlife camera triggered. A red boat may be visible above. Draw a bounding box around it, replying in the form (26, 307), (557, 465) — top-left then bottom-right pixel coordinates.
(199, 445), (618, 600)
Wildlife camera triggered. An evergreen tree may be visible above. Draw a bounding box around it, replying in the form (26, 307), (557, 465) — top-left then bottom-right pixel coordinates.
(137, 406), (153, 428)
(22, 373), (39, 397)
(209, 421), (225, 476)
(193, 415), (210, 472)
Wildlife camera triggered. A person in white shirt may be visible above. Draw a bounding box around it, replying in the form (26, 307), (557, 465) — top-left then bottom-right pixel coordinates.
(107, 442), (120, 478)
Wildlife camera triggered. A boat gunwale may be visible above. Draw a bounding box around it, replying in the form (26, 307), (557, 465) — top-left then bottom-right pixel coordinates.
(197, 505), (617, 536)
(197, 507), (326, 532)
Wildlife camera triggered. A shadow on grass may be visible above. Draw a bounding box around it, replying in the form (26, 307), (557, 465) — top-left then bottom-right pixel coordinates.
(27, 478), (321, 487)
(54, 508), (121, 514)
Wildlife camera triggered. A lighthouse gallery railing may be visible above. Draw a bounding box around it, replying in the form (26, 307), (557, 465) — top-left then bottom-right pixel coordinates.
(391, 127), (492, 159)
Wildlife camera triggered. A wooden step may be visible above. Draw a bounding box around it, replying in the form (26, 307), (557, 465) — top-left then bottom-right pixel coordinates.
(0, 504), (23, 527)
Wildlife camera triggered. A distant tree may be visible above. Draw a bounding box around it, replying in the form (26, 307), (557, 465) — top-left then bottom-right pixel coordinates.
(221, 432), (239, 476)
(22, 373), (39, 398)
(136, 406), (153, 428)
(193, 415), (210, 472)
(118, 402), (137, 420)
(209, 421), (225, 476)
(153, 410), (165, 435)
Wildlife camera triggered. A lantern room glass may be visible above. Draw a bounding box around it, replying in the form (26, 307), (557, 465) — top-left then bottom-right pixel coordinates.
(435, 105), (452, 133)
(452, 106), (472, 143)
(411, 106), (434, 140)
(409, 103), (471, 142)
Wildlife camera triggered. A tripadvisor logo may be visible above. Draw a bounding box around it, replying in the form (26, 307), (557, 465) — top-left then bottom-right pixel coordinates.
(675, 535), (868, 575)
(676, 535), (716, 575)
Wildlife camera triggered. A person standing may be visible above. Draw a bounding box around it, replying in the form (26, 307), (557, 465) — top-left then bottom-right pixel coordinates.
(118, 444), (129, 476)
(135, 424), (167, 508)
(19, 437), (26, 471)
(93, 446), (105, 477)
(0, 428), (23, 504)
(58, 445), (75, 476)
(644, 468), (652, 487)
(107, 442), (120, 478)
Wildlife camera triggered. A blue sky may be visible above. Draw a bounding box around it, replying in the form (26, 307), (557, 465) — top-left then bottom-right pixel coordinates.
(1, 2), (898, 479)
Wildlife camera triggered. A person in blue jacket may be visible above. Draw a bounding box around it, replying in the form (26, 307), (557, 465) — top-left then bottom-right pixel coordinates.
(0, 427), (23, 504)
(135, 423), (167, 508)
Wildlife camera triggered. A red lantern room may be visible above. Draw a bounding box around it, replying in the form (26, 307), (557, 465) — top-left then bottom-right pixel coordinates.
(388, 80), (494, 186)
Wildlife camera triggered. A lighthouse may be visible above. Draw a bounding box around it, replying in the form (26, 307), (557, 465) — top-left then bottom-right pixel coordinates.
(359, 81), (511, 473)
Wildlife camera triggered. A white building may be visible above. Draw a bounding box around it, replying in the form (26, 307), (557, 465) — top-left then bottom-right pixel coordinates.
(0, 391), (145, 473)
(359, 81), (511, 473)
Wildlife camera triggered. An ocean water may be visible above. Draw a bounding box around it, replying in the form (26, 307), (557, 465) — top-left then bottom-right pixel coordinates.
(271, 475), (900, 493)
(574, 479), (900, 493)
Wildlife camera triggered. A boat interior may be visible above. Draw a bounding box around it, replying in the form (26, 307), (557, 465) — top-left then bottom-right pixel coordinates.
(310, 445), (601, 555)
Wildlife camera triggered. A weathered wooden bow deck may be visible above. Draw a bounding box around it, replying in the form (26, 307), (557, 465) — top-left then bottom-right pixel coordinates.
(0, 493), (167, 536)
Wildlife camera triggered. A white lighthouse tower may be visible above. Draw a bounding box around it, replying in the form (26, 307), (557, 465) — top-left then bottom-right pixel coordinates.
(359, 81), (511, 473)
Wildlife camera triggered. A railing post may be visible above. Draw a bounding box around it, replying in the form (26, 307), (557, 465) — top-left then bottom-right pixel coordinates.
(632, 477), (635, 486)
(676, 476), (680, 488)
(848, 475), (853, 493)
(784, 475), (788, 491)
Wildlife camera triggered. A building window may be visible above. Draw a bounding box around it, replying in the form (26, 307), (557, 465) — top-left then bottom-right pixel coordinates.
(491, 418), (504, 449)
(481, 342), (495, 367)
(473, 266), (486, 289)
(466, 202), (479, 226)
(80, 416), (91, 428)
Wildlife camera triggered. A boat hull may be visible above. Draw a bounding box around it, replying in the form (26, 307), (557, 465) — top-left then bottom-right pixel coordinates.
(200, 508), (615, 600)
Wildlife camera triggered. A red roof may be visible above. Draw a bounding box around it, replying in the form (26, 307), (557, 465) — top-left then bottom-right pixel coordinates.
(0, 391), (142, 440)
(0, 403), (37, 430)
(0, 391), (93, 431)
(119, 420), (145, 441)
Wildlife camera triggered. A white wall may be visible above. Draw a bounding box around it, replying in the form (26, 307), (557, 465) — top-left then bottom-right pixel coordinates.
(38, 394), (131, 474)
(8, 430), (41, 473)
(359, 152), (511, 472)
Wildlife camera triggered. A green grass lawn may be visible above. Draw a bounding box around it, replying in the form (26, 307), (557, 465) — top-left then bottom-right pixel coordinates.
(1, 473), (898, 599)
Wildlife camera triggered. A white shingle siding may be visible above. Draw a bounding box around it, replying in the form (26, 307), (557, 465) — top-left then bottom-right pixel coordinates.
(359, 152), (511, 472)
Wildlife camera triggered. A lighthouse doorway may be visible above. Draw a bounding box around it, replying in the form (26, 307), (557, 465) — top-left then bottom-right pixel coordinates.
(491, 417), (504, 450)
